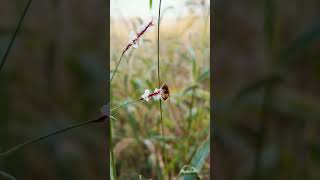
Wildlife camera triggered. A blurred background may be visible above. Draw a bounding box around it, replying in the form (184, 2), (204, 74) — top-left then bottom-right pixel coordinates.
(0, 0), (107, 179)
(213, 0), (320, 179)
(110, 0), (210, 179)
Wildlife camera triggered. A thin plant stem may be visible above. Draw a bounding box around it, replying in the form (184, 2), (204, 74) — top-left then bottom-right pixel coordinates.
(253, 87), (272, 180)
(109, 98), (141, 180)
(0, 0), (33, 73)
(156, 0), (162, 87)
(185, 86), (196, 163)
(111, 98), (142, 112)
(110, 119), (117, 180)
(0, 97), (142, 158)
(188, 86), (196, 130)
(109, 39), (126, 180)
(110, 52), (125, 83)
(156, 0), (167, 176)
(0, 116), (107, 157)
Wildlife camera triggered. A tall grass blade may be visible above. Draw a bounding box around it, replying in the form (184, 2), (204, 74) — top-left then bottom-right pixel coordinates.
(0, 116), (107, 157)
(156, 0), (167, 176)
(110, 53), (125, 83)
(189, 137), (210, 171)
(0, 0), (33, 73)
(181, 137), (210, 180)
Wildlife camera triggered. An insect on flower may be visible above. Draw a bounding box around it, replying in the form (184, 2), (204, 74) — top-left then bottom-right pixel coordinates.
(161, 83), (170, 100)
(140, 83), (170, 102)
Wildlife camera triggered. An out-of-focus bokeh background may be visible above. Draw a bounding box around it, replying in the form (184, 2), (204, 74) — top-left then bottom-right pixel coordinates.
(214, 0), (320, 179)
(0, 0), (107, 179)
(110, 0), (210, 179)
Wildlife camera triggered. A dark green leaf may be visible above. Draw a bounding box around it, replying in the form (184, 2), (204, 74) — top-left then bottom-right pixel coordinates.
(190, 138), (210, 171)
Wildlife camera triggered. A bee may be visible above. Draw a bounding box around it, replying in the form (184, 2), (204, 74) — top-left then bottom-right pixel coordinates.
(161, 83), (170, 101)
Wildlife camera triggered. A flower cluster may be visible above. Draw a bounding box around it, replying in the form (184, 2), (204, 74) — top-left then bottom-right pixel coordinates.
(141, 88), (163, 102)
(123, 17), (155, 53)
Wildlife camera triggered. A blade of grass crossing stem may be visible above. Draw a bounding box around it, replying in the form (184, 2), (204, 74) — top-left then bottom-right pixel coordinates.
(0, 0), (33, 73)
(156, 0), (167, 176)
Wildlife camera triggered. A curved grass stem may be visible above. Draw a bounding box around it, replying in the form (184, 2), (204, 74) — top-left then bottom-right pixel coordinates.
(0, 0), (33, 73)
(0, 96), (141, 158)
(0, 116), (107, 157)
(111, 98), (142, 112)
(110, 52), (125, 83)
(0, 96), (142, 158)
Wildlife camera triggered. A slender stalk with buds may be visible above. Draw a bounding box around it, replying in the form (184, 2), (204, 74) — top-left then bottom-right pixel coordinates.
(110, 17), (155, 83)
(109, 17), (155, 179)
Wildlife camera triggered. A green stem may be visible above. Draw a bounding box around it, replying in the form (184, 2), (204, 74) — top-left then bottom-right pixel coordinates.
(187, 86), (196, 130)
(0, 97), (143, 158)
(157, 0), (167, 176)
(0, 116), (107, 157)
(0, 0), (33, 73)
(110, 52), (125, 83)
(253, 87), (272, 180)
(111, 98), (141, 112)
(185, 86), (196, 163)
(109, 98), (142, 180)
(110, 119), (117, 180)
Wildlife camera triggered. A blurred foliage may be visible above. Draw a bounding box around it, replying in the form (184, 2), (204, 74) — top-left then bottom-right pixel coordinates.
(110, 0), (210, 179)
(214, 0), (320, 179)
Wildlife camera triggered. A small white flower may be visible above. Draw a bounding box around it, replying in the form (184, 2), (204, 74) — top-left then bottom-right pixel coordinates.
(153, 88), (162, 100)
(149, 15), (155, 26)
(141, 89), (151, 102)
(138, 37), (143, 45)
(138, 24), (145, 32)
(100, 105), (109, 116)
(132, 41), (139, 48)
(132, 37), (142, 48)
(129, 31), (136, 41)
